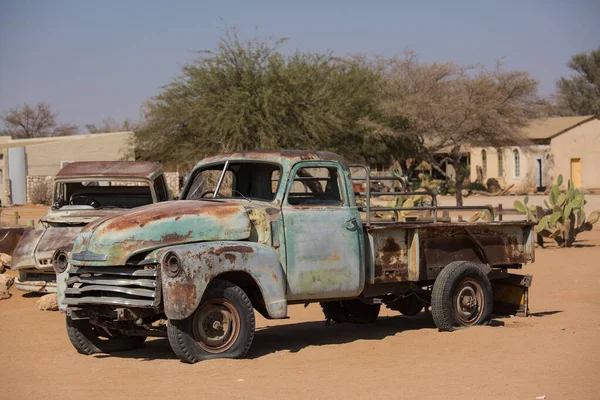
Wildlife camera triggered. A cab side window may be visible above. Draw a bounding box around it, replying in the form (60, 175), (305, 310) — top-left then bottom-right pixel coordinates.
(287, 166), (344, 206)
(154, 176), (170, 201)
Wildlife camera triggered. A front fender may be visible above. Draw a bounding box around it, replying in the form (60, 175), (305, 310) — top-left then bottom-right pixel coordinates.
(157, 241), (287, 320)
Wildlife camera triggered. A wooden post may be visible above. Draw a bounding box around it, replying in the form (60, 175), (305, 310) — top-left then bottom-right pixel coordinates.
(442, 210), (450, 222)
(28, 219), (35, 227)
(498, 203), (503, 221)
(12, 212), (19, 226)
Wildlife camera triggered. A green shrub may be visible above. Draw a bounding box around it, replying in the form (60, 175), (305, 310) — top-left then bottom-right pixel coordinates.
(514, 174), (599, 247)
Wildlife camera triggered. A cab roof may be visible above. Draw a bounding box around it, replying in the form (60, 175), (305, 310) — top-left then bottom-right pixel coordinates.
(55, 161), (163, 180)
(198, 150), (349, 168)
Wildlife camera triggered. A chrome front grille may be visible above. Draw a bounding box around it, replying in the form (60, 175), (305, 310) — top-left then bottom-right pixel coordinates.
(63, 265), (159, 308)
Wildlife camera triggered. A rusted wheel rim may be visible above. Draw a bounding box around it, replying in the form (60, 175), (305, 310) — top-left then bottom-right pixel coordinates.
(453, 278), (484, 326)
(193, 298), (240, 353)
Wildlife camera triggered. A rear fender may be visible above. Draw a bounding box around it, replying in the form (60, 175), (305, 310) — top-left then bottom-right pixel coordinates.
(157, 241), (287, 320)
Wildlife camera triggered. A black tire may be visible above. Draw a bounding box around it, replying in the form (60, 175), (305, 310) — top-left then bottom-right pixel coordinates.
(321, 300), (380, 324)
(167, 279), (255, 364)
(66, 316), (146, 355)
(320, 301), (349, 323)
(431, 261), (493, 331)
(387, 294), (424, 316)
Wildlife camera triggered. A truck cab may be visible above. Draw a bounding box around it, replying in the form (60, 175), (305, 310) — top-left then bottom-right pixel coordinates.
(12, 161), (171, 292)
(57, 151), (534, 363)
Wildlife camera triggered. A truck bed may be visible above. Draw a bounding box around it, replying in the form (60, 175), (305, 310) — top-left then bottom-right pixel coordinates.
(364, 221), (535, 284)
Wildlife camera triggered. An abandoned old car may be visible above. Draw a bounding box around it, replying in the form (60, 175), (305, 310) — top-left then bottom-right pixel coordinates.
(56, 151), (534, 363)
(12, 161), (171, 292)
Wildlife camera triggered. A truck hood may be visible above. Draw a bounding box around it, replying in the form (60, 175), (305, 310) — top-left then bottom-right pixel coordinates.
(41, 207), (125, 225)
(12, 226), (82, 271)
(70, 200), (252, 266)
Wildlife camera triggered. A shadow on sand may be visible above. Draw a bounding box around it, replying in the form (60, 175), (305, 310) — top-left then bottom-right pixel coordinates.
(97, 310), (560, 362)
(22, 292), (45, 299)
(96, 313), (436, 362)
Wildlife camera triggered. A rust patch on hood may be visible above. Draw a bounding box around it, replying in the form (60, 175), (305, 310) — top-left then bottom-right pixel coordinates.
(71, 200), (252, 267)
(98, 200), (241, 232)
(212, 245), (255, 256)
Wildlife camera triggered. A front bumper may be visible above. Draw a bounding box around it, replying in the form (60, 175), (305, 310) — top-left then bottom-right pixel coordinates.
(15, 271), (57, 293)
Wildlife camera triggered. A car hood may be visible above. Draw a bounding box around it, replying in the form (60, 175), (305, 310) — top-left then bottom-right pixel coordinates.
(12, 226), (82, 271)
(70, 200), (252, 266)
(41, 207), (125, 225)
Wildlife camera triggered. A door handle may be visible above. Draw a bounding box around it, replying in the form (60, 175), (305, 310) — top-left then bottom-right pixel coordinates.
(344, 216), (357, 227)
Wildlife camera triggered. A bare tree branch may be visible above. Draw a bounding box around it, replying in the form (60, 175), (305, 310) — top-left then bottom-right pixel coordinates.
(1, 102), (79, 138)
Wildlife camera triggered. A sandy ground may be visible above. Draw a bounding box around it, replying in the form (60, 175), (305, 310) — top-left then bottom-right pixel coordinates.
(1, 201), (600, 399)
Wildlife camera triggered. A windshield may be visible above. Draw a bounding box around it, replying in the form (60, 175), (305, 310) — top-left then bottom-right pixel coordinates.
(53, 179), (154, 209)
(184, 162), (281, 202)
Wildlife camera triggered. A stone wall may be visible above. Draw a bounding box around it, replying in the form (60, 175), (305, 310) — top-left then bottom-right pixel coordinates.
(26, 176), (54, 205)
(164, 172), (180, 197)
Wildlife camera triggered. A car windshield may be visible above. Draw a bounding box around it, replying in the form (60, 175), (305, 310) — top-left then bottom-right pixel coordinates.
(184, 162), (281, 202)
(53, 180), (153, 209)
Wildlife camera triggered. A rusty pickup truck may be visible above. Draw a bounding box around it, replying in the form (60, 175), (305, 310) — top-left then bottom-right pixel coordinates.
(56, 151), (534, 363)
(12, 161), (171, 292)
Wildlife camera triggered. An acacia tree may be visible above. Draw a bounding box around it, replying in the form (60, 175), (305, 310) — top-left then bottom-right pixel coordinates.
(1, 102), (78, 138)
(135, 30), (389, 167)
(554, 46), (600, 117)
(86, 117), (138, 134)
(367, 52), (544, 205)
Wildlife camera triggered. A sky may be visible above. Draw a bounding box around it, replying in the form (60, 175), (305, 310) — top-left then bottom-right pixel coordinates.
(1, 0), (599, 130)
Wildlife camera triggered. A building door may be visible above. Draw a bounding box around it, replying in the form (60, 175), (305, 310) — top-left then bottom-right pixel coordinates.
(535, 156), (543, 189)
(570, 158), (582, 188)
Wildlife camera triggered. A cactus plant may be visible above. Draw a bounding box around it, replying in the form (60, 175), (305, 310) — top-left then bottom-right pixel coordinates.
(514, 174), (600, 247)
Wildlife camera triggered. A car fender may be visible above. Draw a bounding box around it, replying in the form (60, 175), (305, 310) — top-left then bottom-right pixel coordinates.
(157, 241), (287, 320)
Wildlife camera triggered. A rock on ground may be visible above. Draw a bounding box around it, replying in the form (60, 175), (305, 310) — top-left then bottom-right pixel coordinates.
(36, 293), (58, 311)
(0, 274), (15, 300)
(0, 253), (10, 274)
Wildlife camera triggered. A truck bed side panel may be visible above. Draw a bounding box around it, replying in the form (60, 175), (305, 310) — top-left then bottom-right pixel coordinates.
(367, 229), (410, 284)
(366, 222), (535, 284)
(419, 224), (534, 280)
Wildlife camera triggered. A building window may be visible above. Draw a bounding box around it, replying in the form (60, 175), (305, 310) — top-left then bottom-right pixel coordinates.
(514, 149), (520, 177)
(481, 150), (487, 178)
(497, 149), (503, 177)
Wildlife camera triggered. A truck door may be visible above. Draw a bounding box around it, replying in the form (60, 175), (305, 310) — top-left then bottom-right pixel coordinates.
(282, 162), (364, 301)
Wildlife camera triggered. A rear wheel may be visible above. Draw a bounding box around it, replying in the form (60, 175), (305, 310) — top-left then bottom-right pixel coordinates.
(431, 261), (493, 331)
(321, 300), (380, 324)
(66, 316), (146, 355)
(167, 279), (255, 363)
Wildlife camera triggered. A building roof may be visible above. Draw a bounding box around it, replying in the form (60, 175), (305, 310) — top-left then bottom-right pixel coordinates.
(522, 116), (595, 140)
(56, 161), (162, 180)
(0, 131), (133, 149)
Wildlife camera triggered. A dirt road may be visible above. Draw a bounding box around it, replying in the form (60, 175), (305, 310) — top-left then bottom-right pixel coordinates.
(1, 222), (599, 399)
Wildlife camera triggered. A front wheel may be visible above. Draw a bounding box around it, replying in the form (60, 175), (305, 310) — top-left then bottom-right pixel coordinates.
(66, 316), (146, 355)
(167, 279), (255, 363)
(431, 261), (493, 331)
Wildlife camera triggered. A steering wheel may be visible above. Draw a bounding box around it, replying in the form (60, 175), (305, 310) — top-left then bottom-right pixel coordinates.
(200, 190), (217, 198)
(70, 195), (101, 208)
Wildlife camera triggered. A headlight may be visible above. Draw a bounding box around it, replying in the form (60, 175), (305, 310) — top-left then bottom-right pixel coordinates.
(52, 249), (69, 274)
(164, 252), (181, 277)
